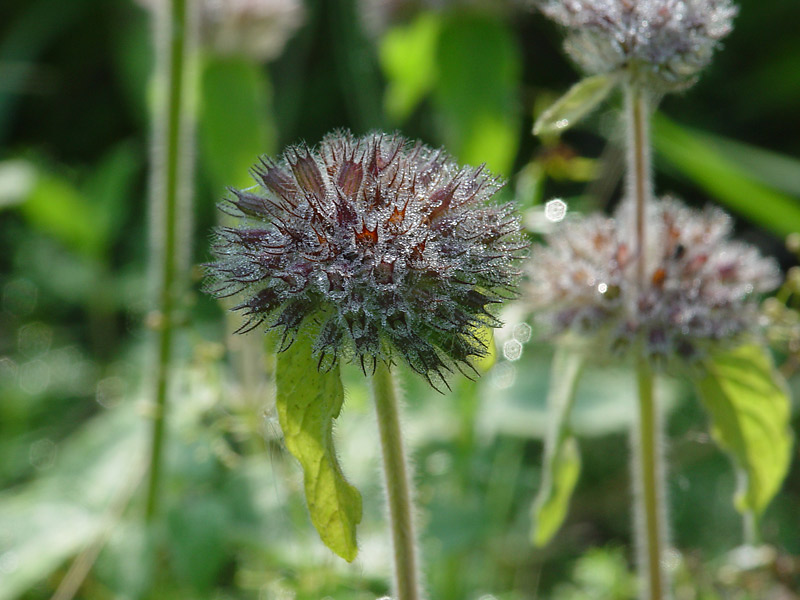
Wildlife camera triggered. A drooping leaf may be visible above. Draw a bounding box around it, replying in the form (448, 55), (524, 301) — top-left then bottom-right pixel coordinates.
(533, 73), (619, 137)
(653, 115), (800, 237)
(693, 344), (793, 519)
(379, 11), (441, 122)
(434, 13), (521, 175)
(531, 347), (584, 547)
(199, 55), (276, 192)
(275, 332), (362, 561)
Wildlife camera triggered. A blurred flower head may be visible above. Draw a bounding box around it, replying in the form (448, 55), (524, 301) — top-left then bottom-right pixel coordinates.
(205, 131), (525, 386)
(527, 197), (779, 366)
(137, 0), (304, 61)
(537, 0), (737, 90)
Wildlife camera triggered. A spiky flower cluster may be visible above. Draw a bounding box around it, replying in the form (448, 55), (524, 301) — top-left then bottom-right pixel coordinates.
(538, 0), (737, 89)
(205, 132), (525, 385)
(527, 197), (779, 366)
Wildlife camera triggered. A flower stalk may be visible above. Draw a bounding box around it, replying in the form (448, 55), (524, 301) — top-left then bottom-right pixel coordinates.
(372, 362), (423, 600)
(626, 78), (668, 600)
(145, 0), (196, 521)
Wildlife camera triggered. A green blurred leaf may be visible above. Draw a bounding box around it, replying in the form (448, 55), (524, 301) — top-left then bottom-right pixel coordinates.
(533, 73), (619, 137)
(276, 332), (362, 562)
(83, 142), (141, 248)
(168, 496), (231, 591)
(654, 115), (800, 237)
(21, 169), (105, 257)
(199, 56), (276, 192)
(434, 14), (521, 175)
(0, 405), (146, 600)
(531, 347), (584, 547)
(379, 11), (441, 122)
(693, 344), (793, 519)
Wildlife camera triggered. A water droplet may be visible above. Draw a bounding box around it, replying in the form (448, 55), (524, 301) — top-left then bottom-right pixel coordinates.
(29, 438), (57, 471)
(513, 322), (532, 343)
(503, 340), (523, 361)
(554, 119), (569, 130)
(544, 198), (567, 223)
(0, 551), (19, 574)
(491, 362), (516, 390)
(597, 282), (608, 294)
(19, 359), (50, 395)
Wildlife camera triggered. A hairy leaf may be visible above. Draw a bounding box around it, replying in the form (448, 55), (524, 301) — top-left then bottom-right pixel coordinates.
(533, 73), (619, 136)
(531, 347), (584, 547)
(693, 344), (793, 518)
(276, 333), (362, 561)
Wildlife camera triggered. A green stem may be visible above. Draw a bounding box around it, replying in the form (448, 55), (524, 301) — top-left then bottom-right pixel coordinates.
(626, 80), (669, 599)
(634, 361), (667, 600)
(372, 363), (423, 600)
(625, 82), (652, 291)
(145, 0), (191, 522)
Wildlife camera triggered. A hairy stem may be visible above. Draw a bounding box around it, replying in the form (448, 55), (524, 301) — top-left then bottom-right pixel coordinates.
(145, 0), (194, 521)
(633, 359), (668, 600)
(372, 363), (423, 600)
(626, 80), (669, 600)
(625, 83), (652, 290)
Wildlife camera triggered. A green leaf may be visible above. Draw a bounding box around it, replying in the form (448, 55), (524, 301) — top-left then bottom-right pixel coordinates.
(275, 332), (362, 561)
(653, 115), (800, 237)
(199, 55), (276, 192)
(531, 347), (584, 547)
(693, 344), (793, 519)
(379, 12), (441, 122)
(434, 14), (521, 175)
(533, 73), (619, 137)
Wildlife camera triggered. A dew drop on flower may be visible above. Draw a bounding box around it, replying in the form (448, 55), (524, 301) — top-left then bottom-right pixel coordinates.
(545, 198), (567, 223)
(597, 282), (608, 294)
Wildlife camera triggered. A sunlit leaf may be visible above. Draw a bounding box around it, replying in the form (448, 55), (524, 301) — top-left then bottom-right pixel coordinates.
(199, 55), (276, 192)
(693, 344), (793, 519)
(276, 332), (362, 562)
(379, 11), (441, 122)
(653, 115), (800, 237)
(533, 73), (619, 136)
(434, 14), (521, 175)
(531, 347), (584, 547)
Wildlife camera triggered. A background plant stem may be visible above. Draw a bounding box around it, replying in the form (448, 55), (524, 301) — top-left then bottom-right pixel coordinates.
(635, 359), (667, 600)
(372, 363), (423, 600)
(626, 81), (669, 600)
(145, 0), (193, 522)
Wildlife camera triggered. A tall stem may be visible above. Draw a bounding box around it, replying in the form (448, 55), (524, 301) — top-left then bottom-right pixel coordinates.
(634, 360), (668, 600)
(371, 363), (422, 600)
(626, 81), (669, 600)
(625, 83), (652, 290)
(145, 0), (194, 521)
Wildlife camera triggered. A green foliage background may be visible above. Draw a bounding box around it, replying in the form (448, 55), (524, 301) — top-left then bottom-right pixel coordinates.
(1, 0), (799, 598)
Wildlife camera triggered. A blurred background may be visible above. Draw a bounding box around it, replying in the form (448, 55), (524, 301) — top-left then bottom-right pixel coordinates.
(1, 0), (800, 598)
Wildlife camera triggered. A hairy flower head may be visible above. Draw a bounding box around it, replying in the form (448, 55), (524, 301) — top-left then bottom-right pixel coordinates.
(538, 0), (737, 90)
(527, 197), (779, 366)
(205, 131), (525, 386)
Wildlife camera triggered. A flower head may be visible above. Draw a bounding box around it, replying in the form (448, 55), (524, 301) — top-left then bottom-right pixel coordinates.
(205, 131), (525, 386)
(538, 0), (737, 90)
(527, 197), (779, 366)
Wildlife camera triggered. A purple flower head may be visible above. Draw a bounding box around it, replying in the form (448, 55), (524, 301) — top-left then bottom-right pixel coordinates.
(205, 131), (525, 387)
(538, 0), (737, 90)
(527, 197), (779, 366)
